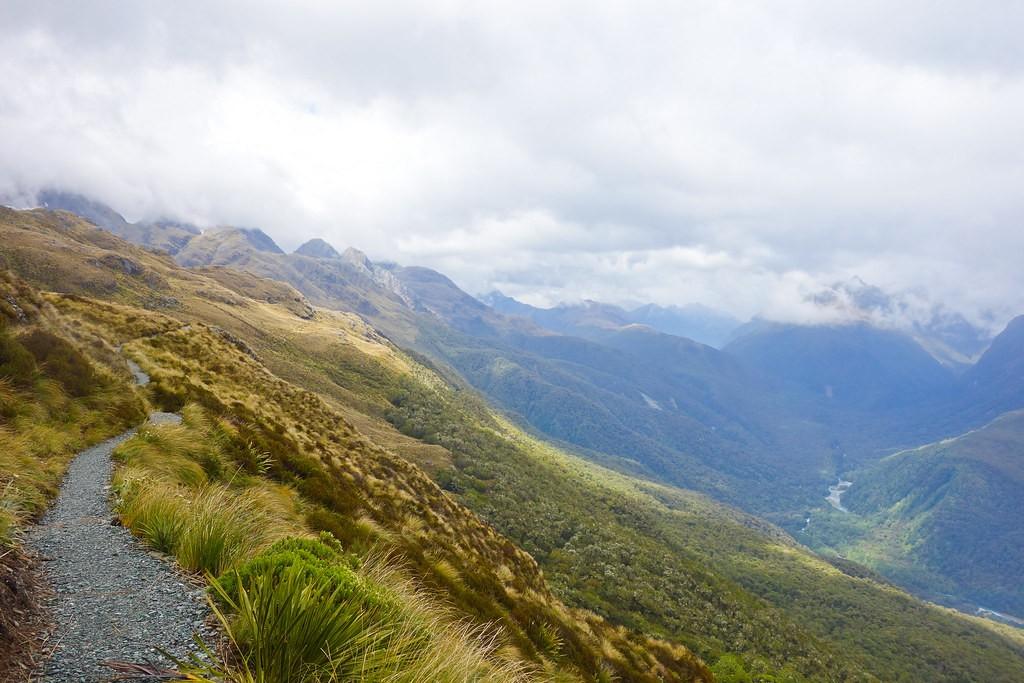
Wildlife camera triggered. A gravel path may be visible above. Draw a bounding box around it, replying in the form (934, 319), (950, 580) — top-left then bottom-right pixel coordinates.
(26, 411), (215, 681)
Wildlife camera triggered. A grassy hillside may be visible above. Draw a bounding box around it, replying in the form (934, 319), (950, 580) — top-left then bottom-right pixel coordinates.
(0, 271), (147, 678)
(51, 294), (711, 682)
(5, 207), (1024, 681)
(806, 411), (1024, 618)
(0, 272), (146, 546)
(174, 230), (840, 520)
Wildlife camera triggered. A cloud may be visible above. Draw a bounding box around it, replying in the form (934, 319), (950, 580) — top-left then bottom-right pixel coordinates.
(1, 1), (1022, 326)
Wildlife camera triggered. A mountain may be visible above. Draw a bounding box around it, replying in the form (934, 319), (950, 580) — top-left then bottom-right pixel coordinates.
(176, 226), (284, 262)
(807, 277), (995, 370)
(808, 409), (1024, 619)
(956, 315), (1024, 426)
(36, 190), (200, 254)
(6, 206), (1024, 681)
(483, 293), (741, 348)
(293, 237), (342, 259)
(724, 321), (962, 470)
(725, 321), (955, 413)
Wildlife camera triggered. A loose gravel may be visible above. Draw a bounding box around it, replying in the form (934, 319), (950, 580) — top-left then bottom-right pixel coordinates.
(26, 411), (215, 681)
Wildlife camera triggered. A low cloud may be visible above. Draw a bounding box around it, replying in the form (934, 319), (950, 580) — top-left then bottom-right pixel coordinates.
(1, 1), (1022, 327)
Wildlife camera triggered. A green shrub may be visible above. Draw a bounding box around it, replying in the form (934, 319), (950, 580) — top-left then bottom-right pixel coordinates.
(208, 543), (399, 682)
(19, 329), (96, 397)
(0, 330), (37, 387)
(214, 536), (369, 608)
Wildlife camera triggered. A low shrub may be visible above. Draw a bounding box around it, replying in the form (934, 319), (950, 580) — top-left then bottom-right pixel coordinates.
(19, 329), (97, 397)
(0, 329), (37, 388)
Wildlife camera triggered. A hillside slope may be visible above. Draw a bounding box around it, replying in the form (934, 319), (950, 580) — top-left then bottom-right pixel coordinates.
(5, 208), (1024, 681)
(725, 321), (959, 466)
(808, 410), (1024, 618)
(176, 234), (837, 518)
(955, 316), (1024, 429)
(0, 206), (712, 682)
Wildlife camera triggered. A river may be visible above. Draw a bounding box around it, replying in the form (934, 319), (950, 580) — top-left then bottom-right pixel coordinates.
(825, 478), (853, 512)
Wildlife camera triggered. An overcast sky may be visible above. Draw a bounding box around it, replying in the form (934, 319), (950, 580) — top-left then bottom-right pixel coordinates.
(1, 1), (1022, 328)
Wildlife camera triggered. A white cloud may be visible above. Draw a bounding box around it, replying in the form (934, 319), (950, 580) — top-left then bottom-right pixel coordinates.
(0, 1), (1022, 327)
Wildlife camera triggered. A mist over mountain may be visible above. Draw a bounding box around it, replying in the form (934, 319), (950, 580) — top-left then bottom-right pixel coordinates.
(482, 292), (742, 348)
(805, 278), (997, 369)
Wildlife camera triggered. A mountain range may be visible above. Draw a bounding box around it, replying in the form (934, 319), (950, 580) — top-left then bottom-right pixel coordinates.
(4, 191), (1024, 681)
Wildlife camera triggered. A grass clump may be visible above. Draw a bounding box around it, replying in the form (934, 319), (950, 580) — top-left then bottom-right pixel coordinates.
(113, 404), (305, 575)
(116, 472), (284, 574)
(114, 421), (293, 574)
(184, 536), (534, 683)
(176, 485), (279, 575)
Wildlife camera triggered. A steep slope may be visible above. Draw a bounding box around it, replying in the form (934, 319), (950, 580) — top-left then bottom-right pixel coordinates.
(955, 316), (1024, 427)
(6, 208), (1024, 682)
(1, 207), (712, 682)
(808, 410), (1024, 619)
(725, 321), (958, 467)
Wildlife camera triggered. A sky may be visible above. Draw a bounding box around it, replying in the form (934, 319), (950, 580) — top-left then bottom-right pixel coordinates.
(1, 1), (1023, 329)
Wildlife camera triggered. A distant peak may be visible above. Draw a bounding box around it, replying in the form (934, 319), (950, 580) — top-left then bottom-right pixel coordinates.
(294, 238), (341, 260)
(341, 247), (373, 271)
(210, 226), (284, 254)
(239, 228), (284, 254)
(35, 189), (130, 232)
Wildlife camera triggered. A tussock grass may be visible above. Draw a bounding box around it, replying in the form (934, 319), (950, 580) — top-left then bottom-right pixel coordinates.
(116, 477), (186, 554)
(183, 538), (539, 683)
(176, 486), (281, 575)
(116, 472), (286, 574)
(113, 414), (299, 574)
